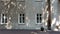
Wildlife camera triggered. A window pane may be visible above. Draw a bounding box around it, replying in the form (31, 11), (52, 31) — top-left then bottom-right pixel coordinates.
(1, 14), (7, 24)
(37, 17), (39, 20)
(40, 17), (42, 20)
(5, 18), (7, 23)
(2, 17), (4, 23)
(19, 14), (25, 23)
(37, 14), (42, 23)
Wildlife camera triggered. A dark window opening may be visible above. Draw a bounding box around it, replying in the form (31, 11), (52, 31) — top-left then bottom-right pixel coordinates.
(37, 14), (42, 23)
(1, 14), (7, 24)
(19, 14), (25, 23)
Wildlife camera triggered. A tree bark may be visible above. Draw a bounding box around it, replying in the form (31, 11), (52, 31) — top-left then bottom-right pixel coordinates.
(47, 0), (51, 30)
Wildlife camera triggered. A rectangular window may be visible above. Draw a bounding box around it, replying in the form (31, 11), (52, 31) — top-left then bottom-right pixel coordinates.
(1, 14), (8, 24)
(37, 14), (42, 23)
(18, 14), (25, 24)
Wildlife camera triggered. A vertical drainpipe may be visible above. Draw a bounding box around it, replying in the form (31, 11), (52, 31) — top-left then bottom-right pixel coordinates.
(47, 0), (51, 30)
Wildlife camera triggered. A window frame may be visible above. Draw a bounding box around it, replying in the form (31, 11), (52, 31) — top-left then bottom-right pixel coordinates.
(36, 13), (42, 24)
(1, 13), (8, 24)
(18, 13), (25, 24)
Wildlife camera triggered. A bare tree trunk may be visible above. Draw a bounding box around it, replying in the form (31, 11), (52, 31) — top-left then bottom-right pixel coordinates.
(47, 0), (51, 30)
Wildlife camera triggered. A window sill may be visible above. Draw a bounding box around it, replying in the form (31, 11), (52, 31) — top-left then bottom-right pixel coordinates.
(36, 23), (42, 25)
(18, 23), (25, 25)
(0, 23), (7, 25)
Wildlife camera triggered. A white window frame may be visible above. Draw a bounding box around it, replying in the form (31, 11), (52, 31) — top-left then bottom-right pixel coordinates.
(1, 13), (8, 24)
(36, 13), (42, 24)
(18, 14), (25, 24)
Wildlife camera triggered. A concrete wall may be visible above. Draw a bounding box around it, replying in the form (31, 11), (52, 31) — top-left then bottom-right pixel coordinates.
(0, 0), (46, 29)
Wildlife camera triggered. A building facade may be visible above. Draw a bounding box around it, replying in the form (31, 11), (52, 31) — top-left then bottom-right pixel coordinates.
(0, 0), (60, 31)
(0, 0), (47, 30)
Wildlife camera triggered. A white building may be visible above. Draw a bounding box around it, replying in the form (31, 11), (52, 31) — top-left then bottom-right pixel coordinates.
(0, 0), (60, 31)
